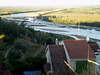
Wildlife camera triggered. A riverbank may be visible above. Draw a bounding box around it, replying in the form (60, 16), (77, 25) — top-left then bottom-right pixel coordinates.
(39, 14), (100, 27)
(1, 10), (100, 41)
(23, 19), (100, 41)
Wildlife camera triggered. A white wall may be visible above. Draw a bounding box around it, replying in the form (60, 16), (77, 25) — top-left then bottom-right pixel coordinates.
(59, 41), (71, 64)
(46, 50), (50, 63)
(45, 46), (53, 73)
(70, 60), (76, 70)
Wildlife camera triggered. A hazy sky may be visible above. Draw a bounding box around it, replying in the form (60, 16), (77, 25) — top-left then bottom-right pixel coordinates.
(0, 0), (100, 6)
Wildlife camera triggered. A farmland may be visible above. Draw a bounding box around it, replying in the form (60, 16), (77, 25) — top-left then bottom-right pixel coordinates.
(42, 7), (100, 27)
(0, 6), (56, 15)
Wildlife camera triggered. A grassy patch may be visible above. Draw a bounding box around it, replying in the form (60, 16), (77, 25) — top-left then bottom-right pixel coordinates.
(76, 61), (88, 74)
(43, 7), (100, 27)
(26, 45), (42, 56)
(1, 15), (11, 18)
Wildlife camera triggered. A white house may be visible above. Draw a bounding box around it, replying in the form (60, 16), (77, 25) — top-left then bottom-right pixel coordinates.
(44, 39), (96, 73)
(44, 45), (69, 73)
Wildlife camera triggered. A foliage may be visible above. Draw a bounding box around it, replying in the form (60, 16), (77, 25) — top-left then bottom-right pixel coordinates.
(0, 17), (74, 75)
(0, 17), (73, 46)
(43, 7), (100, 27)
(3, 37), (15, 44)
(33, 31), (73, 45)
(8, 47), (22, 59)
(0, 52), (5, 65)
(13, 39), (30, 53)
(82, 62), (98, 75)
(0, 20), (33, 38)
(37, 13), (42, 19)
(0, 17), (2, 21)
(76, 61), (98, 75)
(0, 6), (56, 15)
(24, 56), (46, 70)
(46, 37), (54, 45)
(34, 32), (46, 44)
(7, 56), (46, 75)
(0, 64), (12, 75)
(47, 15), (100, 27)
(76, 61), (88, 73)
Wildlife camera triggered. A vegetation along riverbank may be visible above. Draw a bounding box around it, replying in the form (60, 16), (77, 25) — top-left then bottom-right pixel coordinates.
(37, 6), (100, 27)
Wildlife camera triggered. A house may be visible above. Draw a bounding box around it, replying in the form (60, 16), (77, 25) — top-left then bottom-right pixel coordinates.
(89, 42), (100, 73)
(44, 39), (96, 73)
(44, 45), (69, 73)
(89, 43), (100, 55)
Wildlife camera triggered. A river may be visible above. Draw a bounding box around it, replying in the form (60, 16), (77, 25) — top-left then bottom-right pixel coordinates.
(2, 12), (100, 41)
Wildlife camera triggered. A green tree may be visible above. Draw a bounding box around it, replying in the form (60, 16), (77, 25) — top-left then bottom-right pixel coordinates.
(0, 52), (5, 65)
(46, 37), (54, 45)
(25, 56), (46, 70)
(37, 13), (42, 19)
(8, 47), (22, 59)
(13, 39), (30, 53)
(34, 32), (46, 44)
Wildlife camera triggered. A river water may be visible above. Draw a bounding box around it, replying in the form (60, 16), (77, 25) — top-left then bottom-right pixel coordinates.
(3, 12), (100, 41)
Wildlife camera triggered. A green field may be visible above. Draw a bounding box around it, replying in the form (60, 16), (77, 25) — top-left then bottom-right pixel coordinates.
(42, 6), (100, 27)
(0, 6), (56, 15)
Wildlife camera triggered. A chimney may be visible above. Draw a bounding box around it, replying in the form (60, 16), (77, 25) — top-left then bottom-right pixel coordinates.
(86, 37), (90, 42)
(55, 38), (59, 45)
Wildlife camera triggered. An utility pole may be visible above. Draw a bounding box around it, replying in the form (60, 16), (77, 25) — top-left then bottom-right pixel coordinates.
(78, 18), (80, 38)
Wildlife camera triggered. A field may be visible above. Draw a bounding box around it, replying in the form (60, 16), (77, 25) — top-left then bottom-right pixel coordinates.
(0, 6), (56, 15)
(42, 6), (100, 27)
(1, 6), (100, 27)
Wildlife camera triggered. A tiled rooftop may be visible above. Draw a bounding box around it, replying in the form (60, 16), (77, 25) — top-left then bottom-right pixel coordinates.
(64, 39), (95, 59)
(49, 45), (69, 72)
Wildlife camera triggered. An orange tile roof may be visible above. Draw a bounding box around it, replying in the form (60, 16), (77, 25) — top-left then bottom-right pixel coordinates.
(64, 39), (95, 59)
(49, 45), (69, 72)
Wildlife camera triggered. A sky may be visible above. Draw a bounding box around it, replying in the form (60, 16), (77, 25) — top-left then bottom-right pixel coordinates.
(0, 0), (100, 6)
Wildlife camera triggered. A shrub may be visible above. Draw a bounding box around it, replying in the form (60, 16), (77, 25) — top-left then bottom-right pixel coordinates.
(13, 40), (30, 53)
(8, 47), (22, 59)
